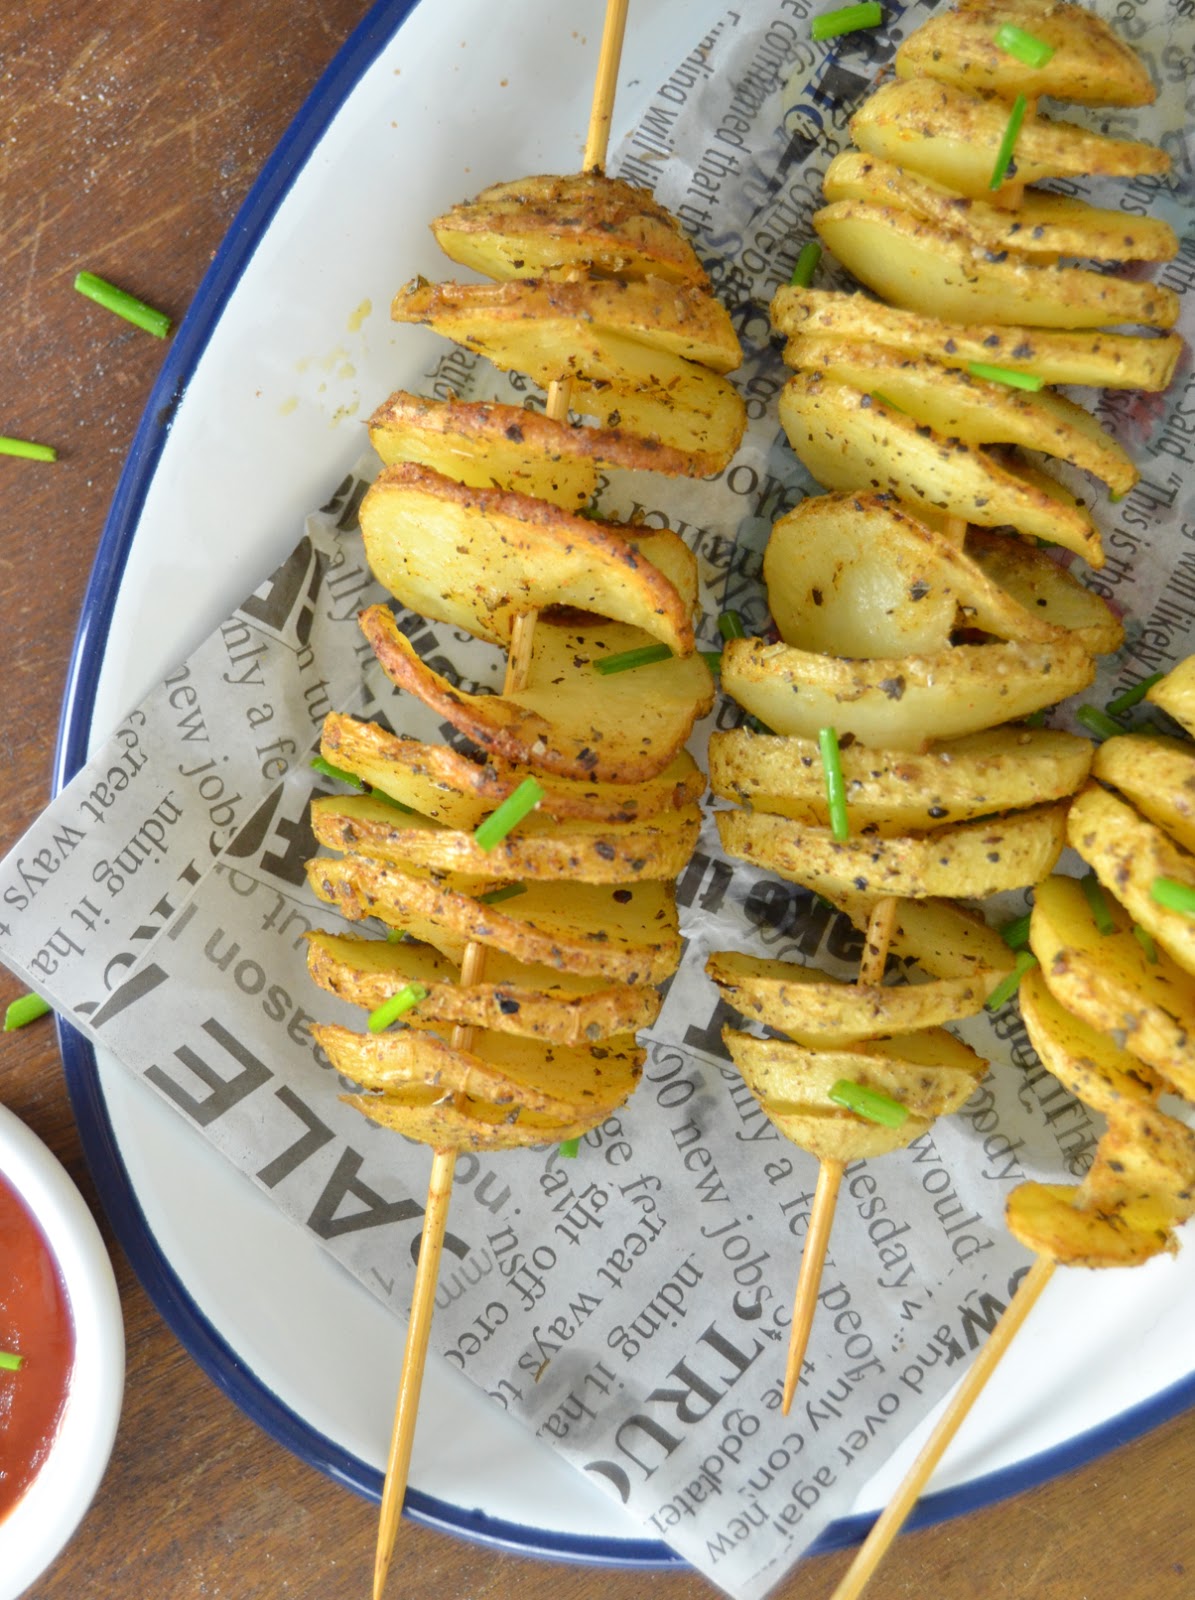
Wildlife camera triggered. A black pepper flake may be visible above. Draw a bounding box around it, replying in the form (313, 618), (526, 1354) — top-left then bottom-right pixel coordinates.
(879, 676), (906, 701)
(612, 888), (633, 903)
(497, 996), (521, 1015)
(909, 581), (931, 601)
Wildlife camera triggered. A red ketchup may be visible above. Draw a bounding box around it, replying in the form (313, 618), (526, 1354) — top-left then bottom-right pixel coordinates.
(0, 1169), (76, 1521)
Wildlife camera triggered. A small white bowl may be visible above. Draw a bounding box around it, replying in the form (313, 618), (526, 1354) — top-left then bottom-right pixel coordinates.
(0, 1101), (125, 1599)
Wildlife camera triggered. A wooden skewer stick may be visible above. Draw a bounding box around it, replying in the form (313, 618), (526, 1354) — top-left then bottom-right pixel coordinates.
(780, 897), (899, 1413)
(369, 3), (633, 1592)
(828, 1254), (1056, 1600)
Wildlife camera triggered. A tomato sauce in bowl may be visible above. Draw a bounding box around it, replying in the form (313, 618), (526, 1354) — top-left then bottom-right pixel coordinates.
(0, 1170), (76, 1522)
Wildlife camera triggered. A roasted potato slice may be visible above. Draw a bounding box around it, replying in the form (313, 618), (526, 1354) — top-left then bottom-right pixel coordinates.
(720, 635), (1094, 751)
(306, 930), (662, 1044)
(821, 152), (1176, 263)
(964, 530), (1124, 656)
(851, 80), (1169, 200)
(709, 724), (1092, 835)
(320, 713), (706, 827)
(1030, 874), (1195, 1097)
(367, 392), (706, 507)
(310, 792), (702, 882)
(706, 948), (1000, 1044)
(360, 462), (695, 654)
(1068, 785), (1195, 978)
(1093, 735), (1195, 855)
(814, 202), (1177, 331)
(342, 1084), (607, 1150)
(1148, 657), (1195, 738)
(361, 604), (714, 784)
(789, 341), (1137, 495)
(314, 1021), (643, 1121)
(307, 852), (682, 983)
(1005, 1180), (1172, 1267)
(717, 803), (1067, 900)
(826, 891), (1015, 982)
(894, 0), (1157, 107)
(774, 288), (1181, 392)
(778, 375), (1102, 562)
(1019, 965), (1159, 1113)
(431, 171), (710, 286)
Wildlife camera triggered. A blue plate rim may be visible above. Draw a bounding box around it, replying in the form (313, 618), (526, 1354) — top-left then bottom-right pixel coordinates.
(49, 0), (1195, 1574)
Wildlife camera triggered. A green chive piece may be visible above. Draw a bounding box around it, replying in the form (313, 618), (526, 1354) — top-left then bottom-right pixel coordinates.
(812, 2), (883, 42)
(4, 993), (51, 1032)
(478, 884), (527, 905)
(0, 1350), (24, 1372)
(869, 389), (907, 414)
(1024, 708), (1049, 728)
(558, 1137), (581, 1159)
(385, 928), (409, 943)
(0, 435), (57, 462)
(311, 756), (364, 789)
(74, 271), (171, 338)
(700, 650), (723, 674)
(1076, 705), (1125, 742)
(1132, 924), (1158, 962)
(989, 93), (1028, 191)
(473, 778), (543, 851)
(367, 983), (429, 1032)
(1000, 912), (1032, 951)
(818, 726), (849, 842)
(828, 1079), (908, 1127)
(790, 241), (822, 287)
(1106, 674), (1164, 716)
(595, 643), (674, 676)
(967, 361), (1044, 392)
(993, 23), (1055, 68)
(745, 713), (774, 737)
(986, 950), (1038, 1011)
(1151, 877), (1195, 918)
(368, 787), (416, 815)
(1110, 488), (1127, 504)
(1081, 872), (1116, 935)
(718, 610), (747, 641)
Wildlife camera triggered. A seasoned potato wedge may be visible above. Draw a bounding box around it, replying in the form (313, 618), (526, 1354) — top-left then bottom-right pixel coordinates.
(706, 948), (1000, 1043)
(720, 635), (1094, 751)
(1093, 735), (1195, 854)
(851, 80), (1169, 200)
(1068, 785), (1195, 978)
(307, 852), (682, 983)
(1019, 966), (1159, 1113)
(709, 724), (1092, 835)
(361, 604), (714, 784)
(320, 712), (706, 827)
(821, 152), (1176, 263)
(964, 530), (1124, 656)
(1148, 657), (1195, 738)
(814, 202), (1177, 331)
(310, 792), (702, 882)
(1082, 1101), (1195, 1228)
(717, 803), (1067, 900)
(1005, 1180), (1172, 1267)
(306, 930), (662, 1044)
(431, 171), (710, 286)
(360, 462), (695, 654)
(894, 0), (1157, 107)
(825, 892), (1015, 982)
(778, 375), (1102, 562)
(774, 288), (1181, 392)
(342, 1084), (608, 1150)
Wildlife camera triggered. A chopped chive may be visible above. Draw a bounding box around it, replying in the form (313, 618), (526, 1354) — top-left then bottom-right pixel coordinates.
(718, 610), (746, 641)
(1023, 708), (1048, 727)
(790, 241), (822, 287)
(595, 642), (674, 675)
(1106, 674), (1164, 716)
(311, 756), (364, 789)
(1000, 912), (1032, 950)
(1110, 488), (1127, 504)
(869, 389), (907, 413)
(385, 928), (409, 943)
(367, 982), (429, 1032)
(558, 1137), (581, 1158)
(818, 726), (849, 842)
(478, 883), (527, 905)
(700, 650), (723, 674)
(745, 713), (775, 736)
(1076, 705), (1125, 742)
(0, 1350), (23, 1372)
(368, 787), (416, 815)
(1132, 924), (1158, 962)
(0, 435), (57, 462)
(1081, 872), (1116, 935)
(473, 778), (544, 851)
(986, 950), (1037, 1011)
(989, 93), (1028, 191)
(75, 271), (171, 337)
(1151, 876), (1195, 918)
(812, 2), (883, 42)
(4, 993), (51, 1031)
(967, 361), (1044, 392)
(993, 23), (1055, 68)
(828, 1079), (908, 1127)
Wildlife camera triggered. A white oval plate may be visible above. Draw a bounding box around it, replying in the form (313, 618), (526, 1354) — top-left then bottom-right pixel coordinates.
(53, 0), (1195, 1570)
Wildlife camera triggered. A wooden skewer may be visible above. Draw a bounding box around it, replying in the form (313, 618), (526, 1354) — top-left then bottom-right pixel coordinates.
(827, 1254), (1056, 1600)
(369, 3), (631, 1593)
(780, 896), (898, 1413)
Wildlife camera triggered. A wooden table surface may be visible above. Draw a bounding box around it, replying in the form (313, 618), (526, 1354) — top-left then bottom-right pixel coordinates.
(2, 2), (1193, 1597)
